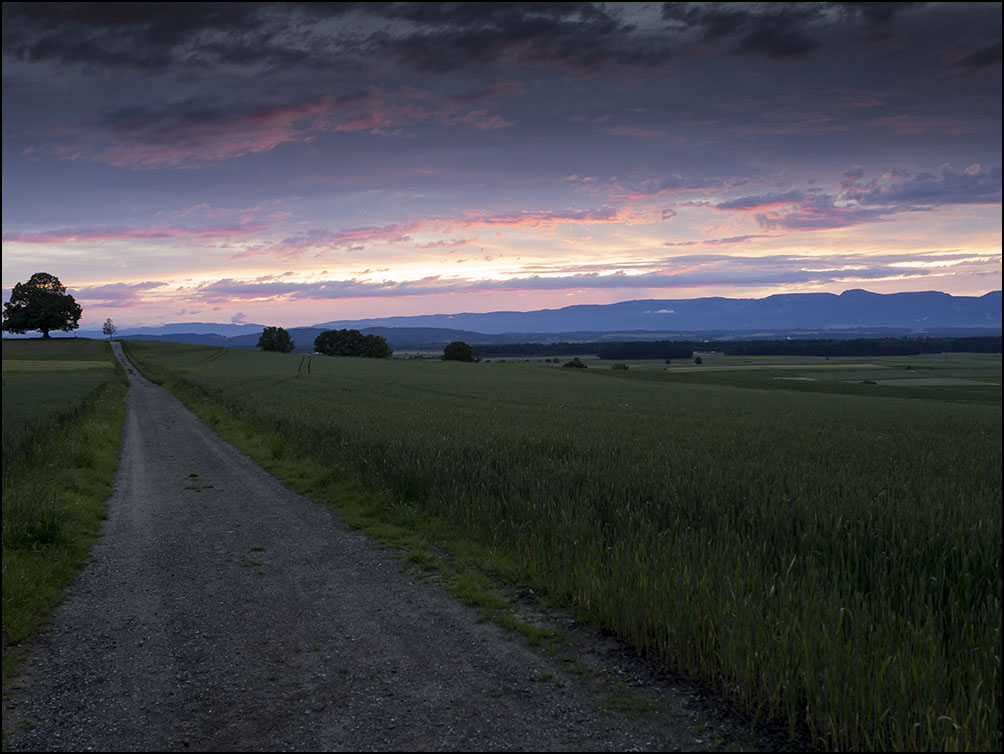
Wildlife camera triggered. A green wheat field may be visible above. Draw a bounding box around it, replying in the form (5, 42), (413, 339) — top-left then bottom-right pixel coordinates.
(117, 340), (1001, 752)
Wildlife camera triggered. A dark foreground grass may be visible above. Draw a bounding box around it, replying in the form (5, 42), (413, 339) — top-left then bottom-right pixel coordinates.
(122, 340), (1002, 752)
(2, 339), (128, 683)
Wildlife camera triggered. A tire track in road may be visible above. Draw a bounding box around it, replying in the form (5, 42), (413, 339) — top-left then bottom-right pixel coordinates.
(4, 343), (755, 751)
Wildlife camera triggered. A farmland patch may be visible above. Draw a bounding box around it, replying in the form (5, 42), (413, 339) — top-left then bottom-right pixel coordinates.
(121, 340), (1002, 752)
(2, 359), (113, 371)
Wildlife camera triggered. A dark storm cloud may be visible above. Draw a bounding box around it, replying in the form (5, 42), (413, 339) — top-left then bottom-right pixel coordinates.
(832, 2), (923, 40)
(662, 3), (824, 59)
(5, 1), (993, 85)
(661, 2), (921, 59)
(1, 2), (673, 76)
(357, 2), (673, 74)
(1, 2), (295, 70)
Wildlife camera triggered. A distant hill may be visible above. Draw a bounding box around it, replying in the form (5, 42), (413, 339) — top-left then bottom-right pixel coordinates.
(14, 290), (1000, 350)
(315, 290), (1002, 334)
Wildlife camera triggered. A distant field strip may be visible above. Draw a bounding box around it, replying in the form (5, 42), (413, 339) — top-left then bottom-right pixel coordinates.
(123, 341), (1002, 752)
(669, 362), (885, 373)
(2, 359), (114, 371)
(878, 376), (993, 386)
(2, 341), (122, 471)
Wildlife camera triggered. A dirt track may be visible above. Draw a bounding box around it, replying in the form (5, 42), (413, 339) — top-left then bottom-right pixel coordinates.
(3, 343), (771, 751)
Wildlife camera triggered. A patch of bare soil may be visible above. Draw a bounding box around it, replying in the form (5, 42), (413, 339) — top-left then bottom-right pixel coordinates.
(3, 344), (794, 751)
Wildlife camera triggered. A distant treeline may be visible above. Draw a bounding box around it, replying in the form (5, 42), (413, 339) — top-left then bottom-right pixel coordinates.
(471, 336), (1001, 359)
(721, 336), (1002, 357)
(471, 341), (695, 359)
(596, 341), (695, 360)
(472, 342), (591, 358)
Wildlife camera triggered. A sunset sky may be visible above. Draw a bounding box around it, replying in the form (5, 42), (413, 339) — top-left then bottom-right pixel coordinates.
(2, 2), (1001, 329)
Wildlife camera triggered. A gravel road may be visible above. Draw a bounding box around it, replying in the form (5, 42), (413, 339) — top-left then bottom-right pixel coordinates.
(3, 343), (771, 752)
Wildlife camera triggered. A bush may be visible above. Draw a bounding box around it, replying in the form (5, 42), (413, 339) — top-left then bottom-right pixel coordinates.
(314, 329), (392, 358)
(563, 357), (587, 368)
(612, 363), (629, 370)
(442, 341), (476, 362)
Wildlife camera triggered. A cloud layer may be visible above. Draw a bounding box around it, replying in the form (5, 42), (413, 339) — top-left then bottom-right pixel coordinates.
(2, 2), (1000, 326)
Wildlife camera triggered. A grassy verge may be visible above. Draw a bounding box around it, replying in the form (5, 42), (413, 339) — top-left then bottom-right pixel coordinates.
(2, 340), (128, 684)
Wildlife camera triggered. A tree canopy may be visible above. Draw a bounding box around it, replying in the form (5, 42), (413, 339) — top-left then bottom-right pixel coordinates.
(442, 341), (476, 362)
(258, 326), (295, 353)
(314, 329), (392, 358)
(2, 272), (82, 339)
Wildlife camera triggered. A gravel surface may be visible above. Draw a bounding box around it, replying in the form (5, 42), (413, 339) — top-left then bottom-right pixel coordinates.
(3, 343), (777, 752)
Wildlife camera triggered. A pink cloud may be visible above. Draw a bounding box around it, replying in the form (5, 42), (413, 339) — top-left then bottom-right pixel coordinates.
(228, 205), (647, 260)
(73, 281), (167, 307)
(76, 88), (518, 168)
(416, 238), (476, 249)
(230, 222), (424, 260)
(96, 96), (336, 167)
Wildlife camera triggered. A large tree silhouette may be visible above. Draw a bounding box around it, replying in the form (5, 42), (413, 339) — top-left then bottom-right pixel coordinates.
(2, 272), (82, 339)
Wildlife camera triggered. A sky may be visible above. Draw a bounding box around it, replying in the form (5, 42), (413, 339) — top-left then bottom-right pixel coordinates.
(2, 2), (1001, 329)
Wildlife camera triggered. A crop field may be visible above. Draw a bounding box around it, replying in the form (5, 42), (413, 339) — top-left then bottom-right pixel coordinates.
(123, 340), (1002, 751)
(3, 339), (118, 472)
(636, 352), (1003, 404)
(2, 338), (127, 678)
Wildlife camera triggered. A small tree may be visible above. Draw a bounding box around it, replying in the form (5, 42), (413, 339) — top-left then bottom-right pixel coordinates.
(694, 355), (703, 365)
(2, 272), (82, 339)
(442, 341), (476, 362)
(563, 357), (587, 368)
(258, 326), (295, 353)
(102, 318), (117, 340)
